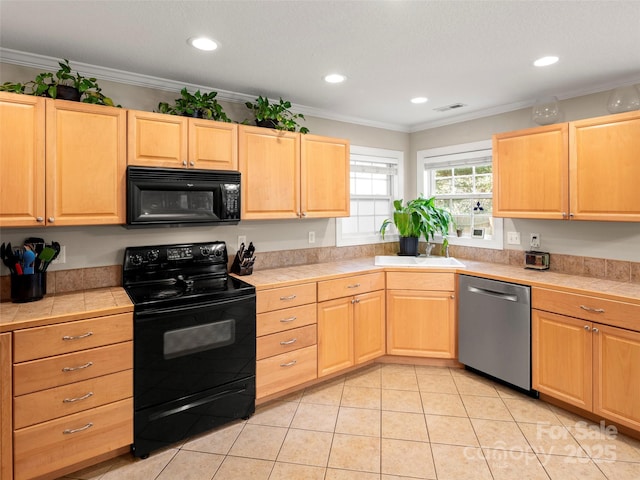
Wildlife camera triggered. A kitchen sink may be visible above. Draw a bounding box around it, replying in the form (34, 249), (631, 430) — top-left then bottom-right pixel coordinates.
(374, 255), (466, 268)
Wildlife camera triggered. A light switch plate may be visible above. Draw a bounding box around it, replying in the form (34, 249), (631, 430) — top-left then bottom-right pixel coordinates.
(237, 235), (246, 250)
(507, 232), (521, 245)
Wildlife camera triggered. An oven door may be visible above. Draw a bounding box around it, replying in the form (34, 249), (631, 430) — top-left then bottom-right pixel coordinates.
(134, 294), (256, 411)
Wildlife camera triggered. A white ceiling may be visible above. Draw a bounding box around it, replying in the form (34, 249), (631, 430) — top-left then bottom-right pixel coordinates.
(1, 0), (639, 132)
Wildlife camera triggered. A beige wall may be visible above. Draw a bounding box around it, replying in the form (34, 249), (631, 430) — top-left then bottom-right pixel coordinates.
(1, 62), (638, 267)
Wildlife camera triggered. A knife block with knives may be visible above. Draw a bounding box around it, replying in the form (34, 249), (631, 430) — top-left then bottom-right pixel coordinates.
(231, 241), (256, 275)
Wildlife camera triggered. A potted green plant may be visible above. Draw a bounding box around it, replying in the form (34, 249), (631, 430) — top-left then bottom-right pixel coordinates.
(244, 96), (309, 133)
(379, 196), (453, 256)
(0, 58), (116, 106)
(157, 88), (230, 122)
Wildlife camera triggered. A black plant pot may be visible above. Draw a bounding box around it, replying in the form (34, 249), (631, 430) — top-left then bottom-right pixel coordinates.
(55, 85), (81, 101)
(256, 119), (278, 129)
(398, 237), (419, 256)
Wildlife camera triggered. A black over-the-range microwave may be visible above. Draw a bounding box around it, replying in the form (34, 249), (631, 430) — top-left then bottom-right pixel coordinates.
(126, 166), (241, 228)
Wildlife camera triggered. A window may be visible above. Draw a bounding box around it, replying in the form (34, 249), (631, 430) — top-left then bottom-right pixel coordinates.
(336, 146), (403, 246)
(417, 140), (503, 250)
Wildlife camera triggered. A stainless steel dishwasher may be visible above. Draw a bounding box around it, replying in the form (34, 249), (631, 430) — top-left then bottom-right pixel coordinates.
(458, 274), (535, 394)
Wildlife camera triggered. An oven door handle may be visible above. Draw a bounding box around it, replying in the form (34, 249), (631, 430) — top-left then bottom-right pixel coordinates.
(134, 294), (256, 320)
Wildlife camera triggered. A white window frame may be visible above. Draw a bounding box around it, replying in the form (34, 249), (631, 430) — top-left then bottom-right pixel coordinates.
(417, 140), (503, 250)
(336, 145), (404, 247)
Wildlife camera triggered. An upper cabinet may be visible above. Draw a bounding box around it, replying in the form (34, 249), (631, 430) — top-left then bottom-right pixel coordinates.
(127, 110), (238, 170)
(493, 111), (640, 222)
(239, 126), (350, 220)
(0, 92), (126, 227)
(0, 92), (46, 227)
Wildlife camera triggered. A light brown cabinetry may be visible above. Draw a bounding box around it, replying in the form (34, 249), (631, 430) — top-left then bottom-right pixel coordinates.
(11, 313), (133, 480)
(239, 126), (349, 220)
(386, 272), (457, 358)
(532, 287), (640, 431)
(0, 92), (45, 227)
(1, 92), (126, 227)
(493, 110), (640, 221)
(317, 272), (385, 377)
(1, 333), (12, 480)
(256, 283), (318, 399)
(127, 110), (238, 170)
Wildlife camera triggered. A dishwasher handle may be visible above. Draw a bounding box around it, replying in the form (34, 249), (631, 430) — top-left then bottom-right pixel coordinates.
(466, 285), (518, 302)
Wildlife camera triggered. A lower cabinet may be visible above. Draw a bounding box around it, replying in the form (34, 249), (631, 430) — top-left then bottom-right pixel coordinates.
(11, 313), (133, 480)
(255, 282), (318, 399)
(532, 287), (640, 431)
(386, 272), (457, 358)
(317, 273), (385, 377)
(1, 333), (12, 480)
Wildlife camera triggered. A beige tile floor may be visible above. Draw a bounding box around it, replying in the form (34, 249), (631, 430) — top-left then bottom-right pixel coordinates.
(58, 364), (640, 480)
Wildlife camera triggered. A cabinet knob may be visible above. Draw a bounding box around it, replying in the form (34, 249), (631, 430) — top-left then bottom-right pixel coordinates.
(48, 217), (55, 223)
(36, 217), (44, 222)
(569, 213), (575, 218)
(561, 212), (567, 218)
(182, 160), (188, 166)
(584, 325), (591, 331)
(189, 161), (195, 167)
(450, 294), (455, 299)
(592, 327), (600, 333)
(300, 212), (307, 218)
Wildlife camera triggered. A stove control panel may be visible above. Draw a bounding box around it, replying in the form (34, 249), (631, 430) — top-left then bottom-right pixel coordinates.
(124, 242), (228, 271)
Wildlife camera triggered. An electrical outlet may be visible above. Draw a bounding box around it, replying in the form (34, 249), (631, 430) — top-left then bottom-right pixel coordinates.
(237, 235), (246, 250)
(530, 233), (540, 249)
(51, 245), (66, 264)
(308, 231), (315, 244)
(507, 232), (521, 245)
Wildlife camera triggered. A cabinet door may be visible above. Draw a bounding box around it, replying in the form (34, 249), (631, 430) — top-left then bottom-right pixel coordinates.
(0, 92), (45, 227)
(317, 297), (354, 376)
(0, 333), (12, 480)
(532, 309), (592, 410)
(386, 290), (456, 358)
(189, 118), (238, 170)
(570, 111), (640, 221)
(594, 324), (640, 430)
(301, 134), (349, 218)
(239, 126), (300, 219)
(493, 124), (568, 219)
(354, 290), (385, 364)
(46, 100), (126, 225)
(127, 110), (188, 168)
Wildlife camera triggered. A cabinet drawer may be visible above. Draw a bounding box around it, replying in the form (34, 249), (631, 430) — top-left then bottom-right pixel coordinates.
(317, 272), (385, 302)
(532, 287), (640, 331)
(14, 313), (133, 362)
(257, 283), (317, 313)
(14, 369), (132, 429)
(256, 345), (317, 399)
(13, 398), (132, 480)
(14, 341), (132, 396)
(257, 303), (317, 336)
(257, 325), (317, 360)
(386, 272), (455, 291)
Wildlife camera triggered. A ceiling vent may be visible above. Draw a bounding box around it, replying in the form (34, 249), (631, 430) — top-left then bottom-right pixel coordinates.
(433, 102), (467, 112)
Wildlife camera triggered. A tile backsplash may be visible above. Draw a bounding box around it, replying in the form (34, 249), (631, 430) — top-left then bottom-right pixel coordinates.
(1, 245), (638, 301)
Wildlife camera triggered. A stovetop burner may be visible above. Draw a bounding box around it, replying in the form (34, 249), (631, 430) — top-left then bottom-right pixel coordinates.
(123, 241), (255, 310)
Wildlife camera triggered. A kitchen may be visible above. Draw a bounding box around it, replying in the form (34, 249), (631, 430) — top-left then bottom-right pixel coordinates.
(1, 1), (640, 479)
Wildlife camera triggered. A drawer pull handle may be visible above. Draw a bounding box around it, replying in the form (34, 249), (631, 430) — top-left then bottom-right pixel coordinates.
(280, 338), (297, 346)
(347, 283), (361, 289)
(280, 360), (297, 367)
(62, 332), (93, 341)
(62, 361), (93, 372)
(580, 305), (605, 313)
(280, 316), (297, 323)
(63, 391), (94, 403)
(280, 294), (297, 301)
(63, 422), (93, 435)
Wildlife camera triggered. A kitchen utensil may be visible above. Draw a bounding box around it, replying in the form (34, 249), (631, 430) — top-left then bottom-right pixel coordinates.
(22, 249), (36, 274)
(38, 247), (57, 271)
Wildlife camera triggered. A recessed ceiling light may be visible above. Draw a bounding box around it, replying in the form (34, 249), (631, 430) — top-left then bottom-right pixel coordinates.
(411, 97), (428, 104)
(188, 37), (218, 51)
(533, 56), (559, 67)
(324, 73), (346, 84)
